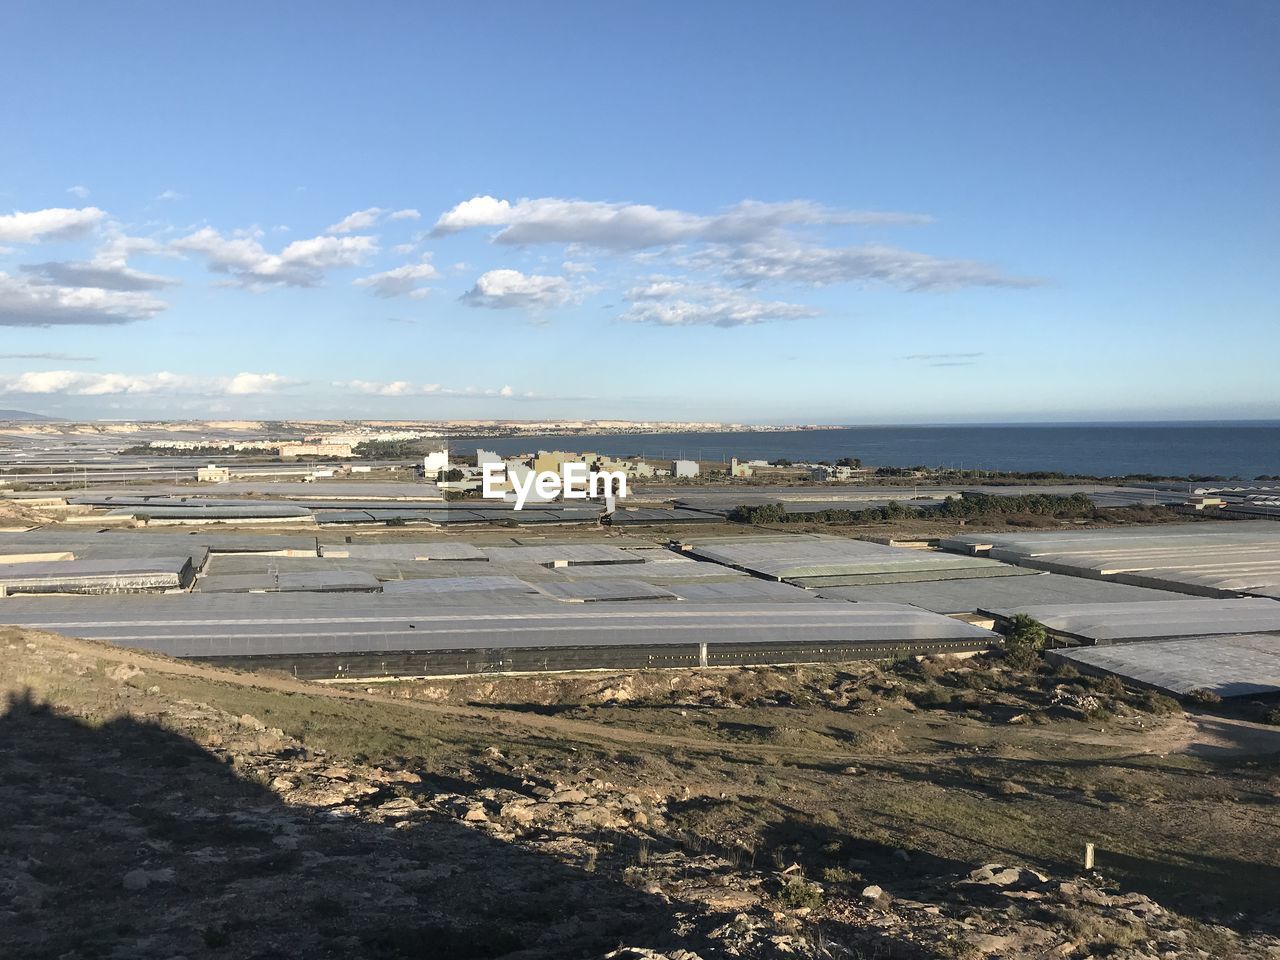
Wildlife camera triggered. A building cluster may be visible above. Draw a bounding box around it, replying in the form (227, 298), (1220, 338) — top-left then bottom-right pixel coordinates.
(422, 449), (875, 493)
(433, 448), (684, 496)
(148, 428), (444, 460)
(149, 439), (281, 453)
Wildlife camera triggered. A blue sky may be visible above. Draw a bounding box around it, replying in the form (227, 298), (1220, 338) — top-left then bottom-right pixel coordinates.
(1, 1), (1276, 423)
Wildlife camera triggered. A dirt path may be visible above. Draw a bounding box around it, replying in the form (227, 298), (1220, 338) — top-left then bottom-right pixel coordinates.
(13, 629), (1280, 764)
(9, 630), (871, 761)
(1011, 708), (1280, 759)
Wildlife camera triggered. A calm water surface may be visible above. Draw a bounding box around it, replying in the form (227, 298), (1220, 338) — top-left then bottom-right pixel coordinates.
(458, 423), (1280, 478)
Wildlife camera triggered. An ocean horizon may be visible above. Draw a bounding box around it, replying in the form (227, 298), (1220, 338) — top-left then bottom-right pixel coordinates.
(460, 421), (1280, 479)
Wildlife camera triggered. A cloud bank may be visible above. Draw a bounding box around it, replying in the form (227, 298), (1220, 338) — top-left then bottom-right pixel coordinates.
(461, 269), (573, 309)
(0, 370), (299, 396)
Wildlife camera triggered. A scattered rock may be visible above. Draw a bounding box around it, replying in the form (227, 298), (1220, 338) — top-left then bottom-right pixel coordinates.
(107, 663), (143, 683)
(961, 863), (1049, 889)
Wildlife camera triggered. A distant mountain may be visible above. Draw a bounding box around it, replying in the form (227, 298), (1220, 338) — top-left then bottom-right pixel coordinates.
(0, 409), (53, 421)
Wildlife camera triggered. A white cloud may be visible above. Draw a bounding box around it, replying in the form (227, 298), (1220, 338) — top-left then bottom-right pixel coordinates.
(0, 272), (166, 327)
(66, 185), (90, 199)
(338, 379), (417, 396)
(461, 268), (572, 309)
(225, 372), (296, 395)
(353, 258), (440, 299)
(432, 195), (931, 249)
(155, 189), (185, 202)
(0, 352), (96, 361)
(431, 193), (1038, 303)
(172, 227), (377, 288)
(19, 227), (180, 293)
(0, 207), (106, 244)
(620, 279), (818, 328)
(389, 208), (421, 220)
(701, 240), (1041, 291)
(0, 370), (299, 396)
(326, 207), (384, 234)
(22, 261), (175, 293)
(333, 379), (519, 398)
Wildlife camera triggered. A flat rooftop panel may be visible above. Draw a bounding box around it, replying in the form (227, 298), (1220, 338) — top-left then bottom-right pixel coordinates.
(481, 544), (643, 566)
(669, 580), (820, 603)
(321, 542), (488, 562)
(380, 576), (538, 595)
(941, 523), (1280, 600)
(196, 571), (382, 593)
(787, 564), (1038, 588)
(817, 573), (1184, 614)
(687, 538), (1017, 581)
(105, 504), (314, 519)
(535, 579), (678, 602)
(0, 531), (318, 556)
(0, 555), (193, 584)
(1050, 633), (1280, 698)
(984, 598), (1280, 643)
(0, 595), (996, 658)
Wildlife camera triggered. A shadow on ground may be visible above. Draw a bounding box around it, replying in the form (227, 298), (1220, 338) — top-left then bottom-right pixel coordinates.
(0, 690), (670, 960)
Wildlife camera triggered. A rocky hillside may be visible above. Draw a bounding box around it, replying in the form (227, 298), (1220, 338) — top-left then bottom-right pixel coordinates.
(2, 628), (1278, 959)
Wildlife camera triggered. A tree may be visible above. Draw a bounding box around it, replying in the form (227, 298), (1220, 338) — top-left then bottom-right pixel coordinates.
(1002, 614), (1047, 670)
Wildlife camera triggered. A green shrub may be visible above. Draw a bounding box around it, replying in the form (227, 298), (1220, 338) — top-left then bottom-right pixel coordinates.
(910, 685), (954, 709)
(777, 877), (824, 910)
(1002, 614), (1047, 670)
(1094, 674), (1127, 698)
(1185, 688), (1223, 706)
(821, 865), (861, 884)
(1137, 691), (1180, 715)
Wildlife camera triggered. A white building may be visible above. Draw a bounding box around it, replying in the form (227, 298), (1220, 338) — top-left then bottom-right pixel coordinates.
(809, 464), (863, 482)
(673, 459), (699, 478)
(196, 464), (230, 483)
(422, 448), (449, 478)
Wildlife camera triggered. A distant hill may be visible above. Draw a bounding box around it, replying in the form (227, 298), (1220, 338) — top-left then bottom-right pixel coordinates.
(0, 409), (52, 421)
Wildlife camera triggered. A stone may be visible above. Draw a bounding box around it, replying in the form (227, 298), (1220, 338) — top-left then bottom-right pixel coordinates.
(963, 863), (1048, 888)
(499, 801), (535, 824)
(377, 797), (420, 815)
(107, 663), (144, 683)
(548, 788), (588, 804)
(965, 932), (1017, 954)
(860, 884), (883, 899)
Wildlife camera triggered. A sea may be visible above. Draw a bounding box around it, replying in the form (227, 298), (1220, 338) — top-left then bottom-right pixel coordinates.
(458, 422), (1280, 479)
